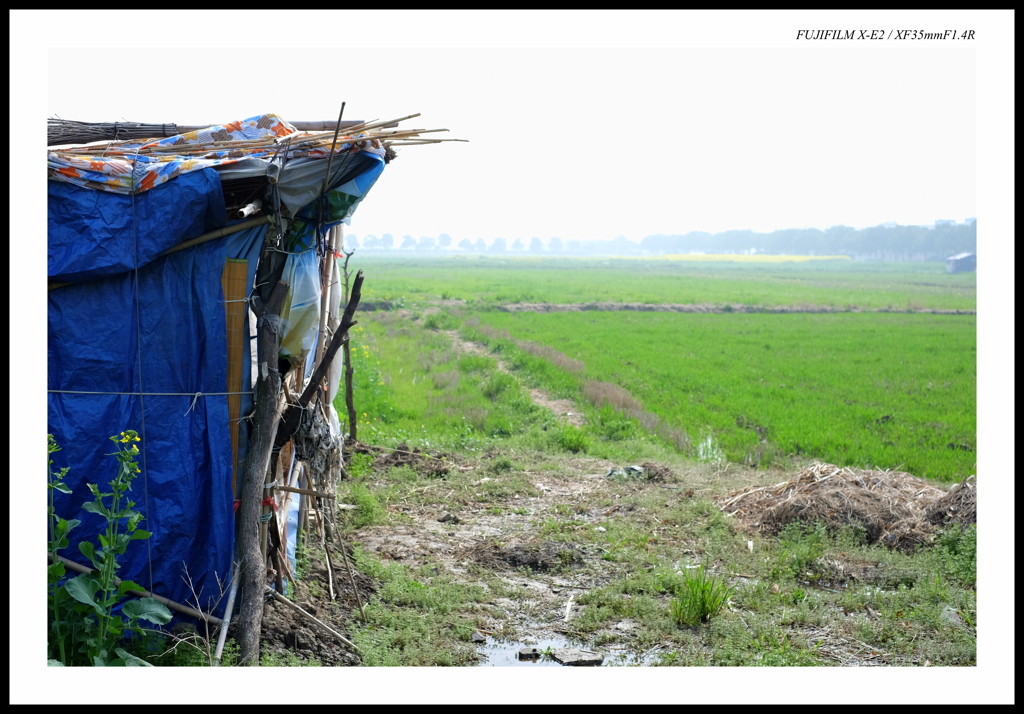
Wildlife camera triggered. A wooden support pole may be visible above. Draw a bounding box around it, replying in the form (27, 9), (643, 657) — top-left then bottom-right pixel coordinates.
(159, 216), (271, 257)
(234, 279), (289, 667)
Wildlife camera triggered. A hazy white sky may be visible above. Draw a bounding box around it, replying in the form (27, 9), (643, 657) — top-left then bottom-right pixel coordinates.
(37, 12), (987, 244)
(13, 9), (1014, 705)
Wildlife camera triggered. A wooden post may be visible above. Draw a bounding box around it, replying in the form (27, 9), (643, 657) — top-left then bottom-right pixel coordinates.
(341, 249), (358, 443)
(234, 279), (289, 667)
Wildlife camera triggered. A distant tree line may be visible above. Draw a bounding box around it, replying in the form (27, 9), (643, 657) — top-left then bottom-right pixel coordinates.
(347, 221), (976, 261)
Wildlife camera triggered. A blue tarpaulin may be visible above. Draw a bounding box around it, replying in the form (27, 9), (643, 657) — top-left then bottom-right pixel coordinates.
(48, 170), (240, 617)
(48, 169), (227, 283)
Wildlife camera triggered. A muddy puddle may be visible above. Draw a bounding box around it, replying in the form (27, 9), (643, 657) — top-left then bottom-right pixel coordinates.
(477, 636), (663, 667)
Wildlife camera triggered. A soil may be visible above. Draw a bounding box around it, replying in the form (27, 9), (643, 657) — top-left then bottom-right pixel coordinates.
(247, 446), (971, 667)
(257, 541), (376, 666)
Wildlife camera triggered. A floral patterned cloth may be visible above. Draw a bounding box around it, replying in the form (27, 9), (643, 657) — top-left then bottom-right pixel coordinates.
(47, 113), (385, 195)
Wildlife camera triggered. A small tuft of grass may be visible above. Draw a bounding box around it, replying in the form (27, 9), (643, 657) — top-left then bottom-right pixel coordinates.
(670, 565), (734, 626)
(554, 424), (590, 453)
(345, 483), (388, 528)
(424, 311), (461, 331)
(489, 456), (516, 474)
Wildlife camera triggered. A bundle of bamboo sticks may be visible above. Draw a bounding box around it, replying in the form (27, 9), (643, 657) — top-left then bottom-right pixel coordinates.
(48, 113), (467, 156)
(49, 118), (372, 147)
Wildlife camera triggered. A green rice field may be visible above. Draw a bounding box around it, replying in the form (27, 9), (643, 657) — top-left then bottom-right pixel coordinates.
(359, 255), (977, 311)
(470, 310), (976, 481)
(347, 256), (977, 482)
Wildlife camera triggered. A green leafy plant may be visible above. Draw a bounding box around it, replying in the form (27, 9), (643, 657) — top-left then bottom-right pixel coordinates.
(934, 524), (977, 587)
(773, 521), (828, 579)
(670, 565), (734, 626)
(555, 424), (590, 454)
(47, 431), (173, 666)
(47, 434), (80, 667)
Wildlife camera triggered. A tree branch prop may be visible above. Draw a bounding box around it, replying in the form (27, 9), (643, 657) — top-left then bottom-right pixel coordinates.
(234, 280), (289, 666)
(274, 270), (363, 448)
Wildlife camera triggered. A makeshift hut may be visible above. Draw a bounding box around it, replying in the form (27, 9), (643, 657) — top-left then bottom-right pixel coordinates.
(46, 110), (450, 637)
(946, 252), (976, 274)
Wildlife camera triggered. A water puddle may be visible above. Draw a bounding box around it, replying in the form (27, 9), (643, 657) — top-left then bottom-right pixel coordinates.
(696, 432), (725, 463)
(477, 636), (664, 667)
(478, 637), (571, 667)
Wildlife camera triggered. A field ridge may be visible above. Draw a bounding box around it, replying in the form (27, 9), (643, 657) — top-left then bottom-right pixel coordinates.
(494, 302), (976, 315)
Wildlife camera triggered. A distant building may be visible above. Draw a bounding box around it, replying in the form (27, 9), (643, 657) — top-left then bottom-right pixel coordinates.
(946, 252), (976, 274)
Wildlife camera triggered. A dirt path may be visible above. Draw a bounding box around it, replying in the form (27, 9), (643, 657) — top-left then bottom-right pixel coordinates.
(442, 329), (586, 427)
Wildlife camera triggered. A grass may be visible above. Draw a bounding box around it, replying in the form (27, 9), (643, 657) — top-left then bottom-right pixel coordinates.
(347, 548), (492, 666)
(670, 565), (735, 626)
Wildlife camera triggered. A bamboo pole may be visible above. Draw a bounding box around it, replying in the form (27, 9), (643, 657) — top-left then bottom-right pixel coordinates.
(339, 113), (421, 134)
(213, 562), (240, 664)
(159, 216), (271, 257)
(310, 494), (335, 601)
(339, 249), (358, 444)
(336, 542), (366, 622)
(278, 484), (334, 499)
(53, 554), (223, 626)
(320, 102), (347, 196)
(314, 226), (340, 369)
(279, 451), (301, 563)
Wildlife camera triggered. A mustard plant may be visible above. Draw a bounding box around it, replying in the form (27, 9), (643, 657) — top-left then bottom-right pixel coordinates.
(47, 431), (172, 666)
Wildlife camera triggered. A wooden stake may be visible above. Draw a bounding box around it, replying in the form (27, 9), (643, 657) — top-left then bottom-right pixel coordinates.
(266, 587), (358, 652)
(335, 542), (367, 622)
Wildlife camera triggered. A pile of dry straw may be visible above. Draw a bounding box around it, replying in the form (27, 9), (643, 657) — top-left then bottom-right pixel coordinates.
(716, 463), (975, 551)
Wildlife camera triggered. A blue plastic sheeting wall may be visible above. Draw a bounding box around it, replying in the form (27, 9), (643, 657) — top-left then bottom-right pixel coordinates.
(48, 169), (226, 284)
(48, 171), (238, 618)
